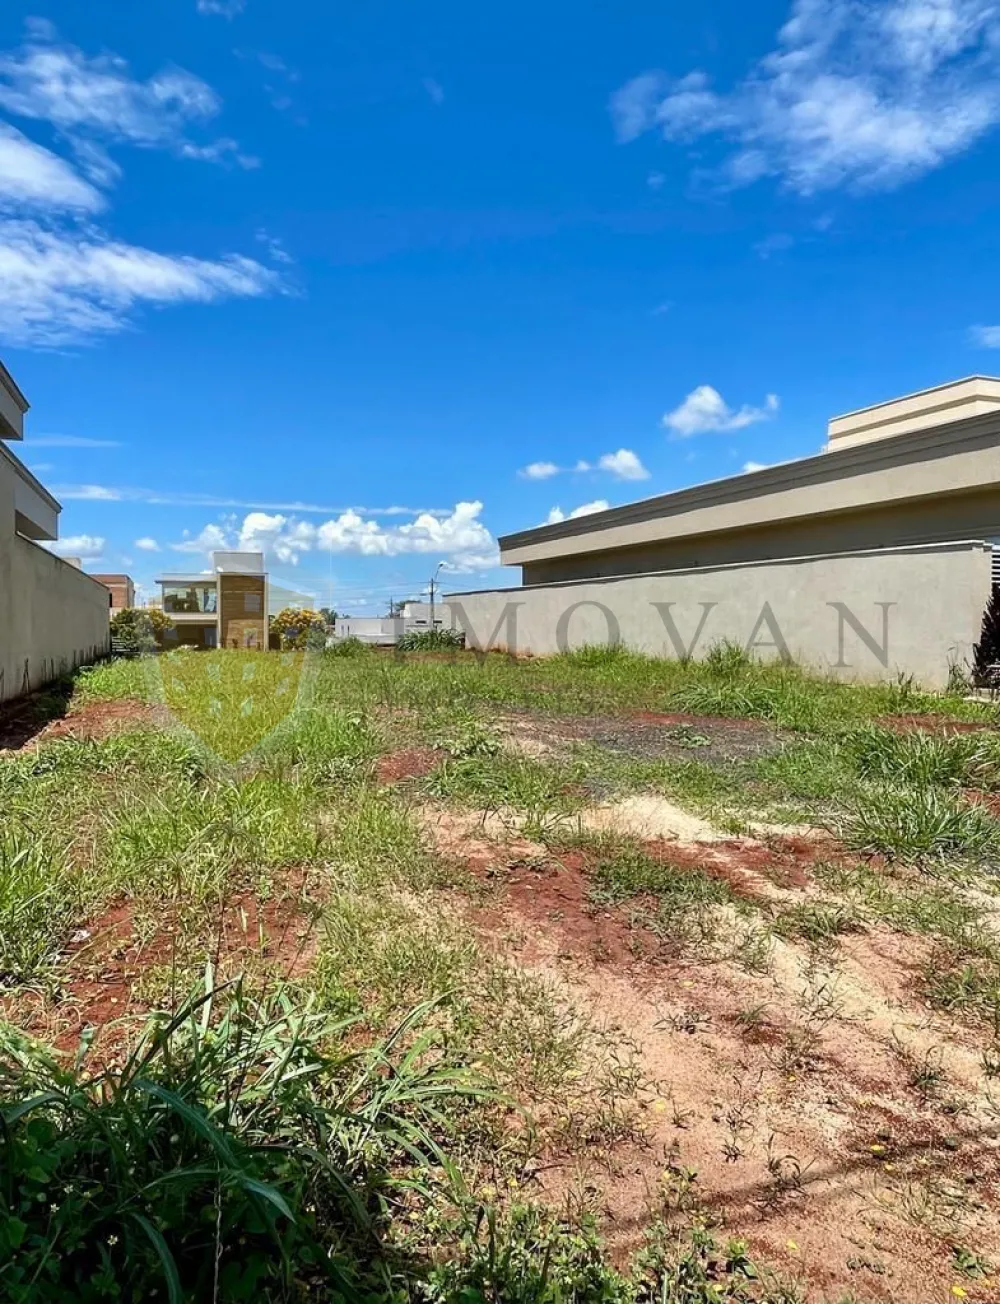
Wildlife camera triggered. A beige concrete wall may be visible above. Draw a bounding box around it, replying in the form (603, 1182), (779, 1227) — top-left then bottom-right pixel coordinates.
(0, 533), (111, 703)
(501, 415), (1000, 570)
(449, 541), (992, 689)
(523, 488), (1000, 584)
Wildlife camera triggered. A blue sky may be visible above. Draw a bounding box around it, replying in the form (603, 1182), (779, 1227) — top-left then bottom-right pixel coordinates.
(4, 0), (1000, 612)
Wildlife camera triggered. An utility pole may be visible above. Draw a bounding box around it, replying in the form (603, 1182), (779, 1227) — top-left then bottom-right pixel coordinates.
(429, 560), (445, 627)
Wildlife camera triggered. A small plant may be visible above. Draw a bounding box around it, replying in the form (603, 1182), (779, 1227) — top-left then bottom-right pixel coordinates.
(839, 786), (999, 862)
(0, 981), (480, 1302)
(396, 628), (465, 652)
(704, 639), (752, 678)
(973, 587), (1000, 688)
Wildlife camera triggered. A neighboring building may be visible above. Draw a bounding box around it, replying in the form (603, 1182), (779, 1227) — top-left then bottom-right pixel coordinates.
(448, 377), (1000, 687)
(92, 573), (135, 614)
(0, 359), (111, 703)
(156, 551), (268, 650)
(400, 600), (451, 626)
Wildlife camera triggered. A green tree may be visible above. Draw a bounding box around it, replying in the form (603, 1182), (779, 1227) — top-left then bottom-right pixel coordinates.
(110, 607), (171, 654)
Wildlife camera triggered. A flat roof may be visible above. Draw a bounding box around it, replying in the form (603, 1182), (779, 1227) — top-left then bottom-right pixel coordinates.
(499, 403), (1000, 568)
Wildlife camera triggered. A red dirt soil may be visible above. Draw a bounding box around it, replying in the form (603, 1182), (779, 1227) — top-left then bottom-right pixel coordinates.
(8, 879), (320, 1060)
(0, 698), (161, 751)
(376, 746), (443, 783)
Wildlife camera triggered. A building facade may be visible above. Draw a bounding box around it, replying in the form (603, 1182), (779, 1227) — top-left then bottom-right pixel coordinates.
(92, 574), (136, 614)
(156, 552), (268, 650)
(447, 377), (1000, 688)
(0, 360), (111, 704)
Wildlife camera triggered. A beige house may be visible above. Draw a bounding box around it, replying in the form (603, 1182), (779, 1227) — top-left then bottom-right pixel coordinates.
(448, 377), (1000, 687)
(0, 359), (111, 703)
(157, 551), (269, 650)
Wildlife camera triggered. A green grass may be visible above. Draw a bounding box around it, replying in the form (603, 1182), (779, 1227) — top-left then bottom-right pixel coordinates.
(6, 644), (1000, 1297)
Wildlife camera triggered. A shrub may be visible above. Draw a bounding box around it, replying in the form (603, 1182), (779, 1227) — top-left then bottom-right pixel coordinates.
(974, 588), (1000, 686)
(270, 607), (328, 651)
(396, 627), (464, 652)
(109, 607), (171, 654)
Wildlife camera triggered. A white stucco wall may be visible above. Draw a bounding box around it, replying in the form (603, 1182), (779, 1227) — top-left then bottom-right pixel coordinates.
(447, 540), (992, 688)
(0, 531), (111, 705)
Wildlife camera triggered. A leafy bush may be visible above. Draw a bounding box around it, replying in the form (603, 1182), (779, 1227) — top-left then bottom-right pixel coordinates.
(0, 983), (478, 1303)
(974, 587), (1000, 686)
(396, 627), (465, 652)
(109, 607), (171, 654)
(326, 635), (366, 657)
(270, 607), (328, 651)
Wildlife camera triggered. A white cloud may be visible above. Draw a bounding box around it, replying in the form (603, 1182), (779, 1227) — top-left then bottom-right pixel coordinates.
(197, 0), (246, 15)
(135, 536), (160, 551)
(0, 25), (278, 348)
(520, 448), (649, 482)
(742, 460), (769, 473)
(519, 460), (560, 480)
(48, 533), (105, 561)
(597, 448), (650, 481)
(0, 26), (248, 167)
(611, 0), (1000, 194)
(169, 503), (500, 572)
(0, 122), (102, 212)
(0, 219), (280, 347)
(662, 386), (779, 437)
(50, 484), (445, 514)
(545, 499), (610, 525)
(970, 324), (1000, 347)
(30, 434), (122, 447)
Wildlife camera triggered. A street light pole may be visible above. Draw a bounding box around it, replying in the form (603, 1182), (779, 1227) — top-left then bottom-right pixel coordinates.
(429, 560), (446, 628)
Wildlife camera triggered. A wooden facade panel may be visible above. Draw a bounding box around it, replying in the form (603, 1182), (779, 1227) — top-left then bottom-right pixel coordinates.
(219, 575), (266, 650)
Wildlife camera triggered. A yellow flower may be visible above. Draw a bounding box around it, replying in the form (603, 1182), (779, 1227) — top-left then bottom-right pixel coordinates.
(652, 1099), (668, 1113)
(951, 1286), (967, 1299)
(869, 1143), (886, 1154)
(786, 1240), (799, 1253)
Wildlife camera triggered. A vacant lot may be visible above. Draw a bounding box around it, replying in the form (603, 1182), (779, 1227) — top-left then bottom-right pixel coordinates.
(3, 644), (1000, 1302)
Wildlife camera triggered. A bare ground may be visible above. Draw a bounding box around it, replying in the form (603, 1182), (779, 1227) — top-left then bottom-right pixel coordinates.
(419, 796), (1000, 1303)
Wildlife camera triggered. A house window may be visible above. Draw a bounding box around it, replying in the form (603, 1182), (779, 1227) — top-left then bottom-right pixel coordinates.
(244, 592), (262, 614)
(162, 584), (217, 614)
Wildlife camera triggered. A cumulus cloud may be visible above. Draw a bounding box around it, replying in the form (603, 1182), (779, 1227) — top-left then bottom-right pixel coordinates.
(0, 23), (276, 347)
(741, 460), (769, 473)
(520, 448), (649, 482)
(611, 0), (1000, 194)
(169, 503), (500, 572)
(519, 460), (560, 480)
(596, 448), (650, 481)
(662, 386), (779, 437)
(545, 500), (610, 525)
(48, 533), (105, 561)
(135, 536), (160, 551)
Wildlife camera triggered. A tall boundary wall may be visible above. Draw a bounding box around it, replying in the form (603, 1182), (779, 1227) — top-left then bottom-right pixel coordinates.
(447, 540), (993, 689)
(0, 535), (111, 704)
